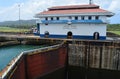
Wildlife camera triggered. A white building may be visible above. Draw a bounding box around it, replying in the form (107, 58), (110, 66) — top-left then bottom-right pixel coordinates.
(35, 4), (114, 40)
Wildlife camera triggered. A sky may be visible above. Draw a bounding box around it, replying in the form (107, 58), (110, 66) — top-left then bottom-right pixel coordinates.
(0, 0), (120, 24)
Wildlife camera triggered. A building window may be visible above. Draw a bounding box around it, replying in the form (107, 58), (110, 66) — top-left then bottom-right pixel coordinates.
(95, 16), (99, 20)
(68, 16), (72, 19)
(51, 17), (53, 20)
(88, 16), (92, 20)
(75, 16), (78, 20)
(56, 17), (59, 20)
(81, 16), (85, 20)
(45, 17), (48, 20)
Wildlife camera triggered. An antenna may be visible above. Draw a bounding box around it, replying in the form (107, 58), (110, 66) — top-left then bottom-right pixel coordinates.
(89, 0), (93, 5)
(18, 4), (20, 26)
(18, 4), (21, 34)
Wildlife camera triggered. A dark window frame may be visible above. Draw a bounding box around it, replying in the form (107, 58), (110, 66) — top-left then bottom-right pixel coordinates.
(88, 16), (92, 20)
(51, 17), (53, 20)
(75, 16), (78, 20)
(81, 16), (85, 20)
(68, 16), (72, 19)
(56, 17), (59, 20)
(45, 17), (48, 20)
(95, 16), (99, 20)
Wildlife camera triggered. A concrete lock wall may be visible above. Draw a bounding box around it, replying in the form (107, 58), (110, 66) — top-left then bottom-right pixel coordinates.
(68, 40), (120, 79)
(2, 39), (120, 79)
(68, 40), (120, 70)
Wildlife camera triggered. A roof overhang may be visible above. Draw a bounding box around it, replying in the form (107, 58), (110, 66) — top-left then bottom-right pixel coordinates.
(35, 12), (114, 18)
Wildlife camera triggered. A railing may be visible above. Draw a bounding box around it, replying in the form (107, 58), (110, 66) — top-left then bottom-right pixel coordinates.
(24, 43), (63, 55)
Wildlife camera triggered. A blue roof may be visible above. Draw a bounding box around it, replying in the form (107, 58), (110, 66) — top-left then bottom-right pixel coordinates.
(41, 20), (104, 24)
(42, 20), (68, 24)
(71, 20), (103, 24)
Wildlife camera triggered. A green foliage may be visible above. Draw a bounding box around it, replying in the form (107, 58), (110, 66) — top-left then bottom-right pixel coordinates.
(107, 24), (120, 31)
(0, 20), (36, 33)
(107, 24), (120, 35)
(0, 27), (29, 33)
(1, 24), (36, 29)
(108, 31), (120, 35)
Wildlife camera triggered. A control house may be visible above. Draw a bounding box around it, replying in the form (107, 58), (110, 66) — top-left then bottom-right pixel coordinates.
(35, 4), (114, 40)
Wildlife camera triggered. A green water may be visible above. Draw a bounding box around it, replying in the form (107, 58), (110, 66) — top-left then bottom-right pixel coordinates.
(0, 45), (43, 71)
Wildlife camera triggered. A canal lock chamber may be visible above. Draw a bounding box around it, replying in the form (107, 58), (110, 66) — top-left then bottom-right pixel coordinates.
(0, 38), (67, 79)
(1, 38), (120, 79)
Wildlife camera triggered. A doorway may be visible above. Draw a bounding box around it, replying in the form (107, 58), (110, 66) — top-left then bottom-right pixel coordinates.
(67, 31), (73, 39)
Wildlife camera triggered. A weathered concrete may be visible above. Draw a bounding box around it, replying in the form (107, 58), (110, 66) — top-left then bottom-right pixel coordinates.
(1, 34), (120, 71)
(68, 40), (120, 70)
(0, 41), (20, 47)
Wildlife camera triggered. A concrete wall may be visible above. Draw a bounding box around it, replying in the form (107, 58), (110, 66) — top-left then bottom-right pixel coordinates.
(68, 40), (120, 70)
(36, 15), (107, 40)
(2, 39), (120, 79)
(40, 23), (106, 36)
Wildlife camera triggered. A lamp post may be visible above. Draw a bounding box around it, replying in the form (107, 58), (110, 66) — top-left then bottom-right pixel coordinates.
(89, 0), (93, 5)
(18, 4), (21, 34)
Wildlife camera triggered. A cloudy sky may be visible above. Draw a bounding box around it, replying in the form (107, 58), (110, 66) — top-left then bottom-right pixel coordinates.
(0, 0), (120, 24)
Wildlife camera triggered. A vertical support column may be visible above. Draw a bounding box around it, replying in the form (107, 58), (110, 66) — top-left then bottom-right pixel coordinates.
(87, 42), (90, 68)
(84, 41), (90, 79)
(99, 46), (103, 69)
(24, 54), (29, 79)
(37, 23), (40, 34)
(65, 42), (69, 79)
(116, 50), (120, 70)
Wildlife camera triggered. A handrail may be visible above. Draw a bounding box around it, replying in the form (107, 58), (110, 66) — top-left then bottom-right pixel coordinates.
(24, 42), (65, 55)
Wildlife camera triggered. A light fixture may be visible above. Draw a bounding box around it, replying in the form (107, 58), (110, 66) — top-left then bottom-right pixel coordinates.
(67, 21), (72, 25)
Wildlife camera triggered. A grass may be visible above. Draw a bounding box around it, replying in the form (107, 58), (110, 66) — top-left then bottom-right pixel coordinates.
(107, 24), (120, 35)
(108, 31), (120, 35)
(0, 27), (29, 33)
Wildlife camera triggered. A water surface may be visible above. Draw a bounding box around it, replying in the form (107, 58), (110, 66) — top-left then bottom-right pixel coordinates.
(0, 45), (43, 70)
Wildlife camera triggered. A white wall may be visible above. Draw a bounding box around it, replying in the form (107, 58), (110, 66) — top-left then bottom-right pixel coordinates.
(38, 15), (108, 37)
(40, 23), (106, 36)
(99, 16), (107, 23)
